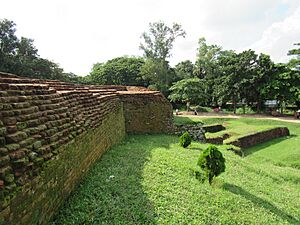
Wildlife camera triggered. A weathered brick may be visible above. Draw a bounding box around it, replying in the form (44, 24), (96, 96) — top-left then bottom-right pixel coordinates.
(11, 157), (29, 168)
(0, 148), (8, 156)
(5, 132), (28, 143)
(0, 127), (7, 136)
(2, 117), (17, 126)
(0, 137), (6, 146)
(1, 104), (13, 110)
(1, 110), (15, 117)
(5, 144), (20, 152)
(32, 141), (42, 150)
(12, 102), (30, 109)
(0, 155), (10, 169)
(6, 126), (18, 134)
(26, 119), (40, 127)
(0, 166), (13, 181)
(19, 138), (35, 148)
(16, 122), (27, 130)
(9, 149), (27, 160)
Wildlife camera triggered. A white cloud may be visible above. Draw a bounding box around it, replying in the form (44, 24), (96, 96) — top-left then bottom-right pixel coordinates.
(1, 0), (300, 75)
(249, 5), (300, 63)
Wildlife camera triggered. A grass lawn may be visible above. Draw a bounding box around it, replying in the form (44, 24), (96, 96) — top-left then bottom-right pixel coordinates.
(50, 117), (300, 225)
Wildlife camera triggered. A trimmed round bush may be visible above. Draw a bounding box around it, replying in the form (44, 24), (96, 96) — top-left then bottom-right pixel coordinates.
(197, 145), (225, 184)
(179, 132), (192, 148)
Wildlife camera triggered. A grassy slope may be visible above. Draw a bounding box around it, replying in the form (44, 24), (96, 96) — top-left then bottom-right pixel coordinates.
(175, 116), (300, 168)
(51, 117), (300, 224)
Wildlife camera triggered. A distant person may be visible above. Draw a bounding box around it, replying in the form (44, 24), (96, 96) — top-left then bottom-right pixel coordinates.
(194, 109), (197, 115)
(175, 109), (179, 115)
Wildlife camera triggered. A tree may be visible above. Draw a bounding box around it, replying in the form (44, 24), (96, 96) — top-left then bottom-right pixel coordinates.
(197, 145), (225, 185)
(288, 43), (300, 70)
(140, 21), (186, 61)
(168, 78), (206, 107)
(89, 56), (146, 86)
(174, 60), (195, 80)
(194, 37), (222, 79)
(140, 59), (175, 95)
(0, 18), (80, 82)
(139, 21), (185, 95)
(265, 63), (300, 111)
(0, 19), (18, 73)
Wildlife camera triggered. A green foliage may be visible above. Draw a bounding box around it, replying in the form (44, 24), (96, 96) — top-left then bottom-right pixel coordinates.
(0, 18), (79, 82)
(51, 132), (300, 224)
(89, 56), (146, 86)
(168, 78), (206, 104)
(197, 145), (225, 184)
(287, 43), (300, 71)
(139, 21), (185, 96)
(140, 59), (175, 96)
(174, 60), (195, 79)
(140, 21), (186, 61)
(179, 132), (192, 148)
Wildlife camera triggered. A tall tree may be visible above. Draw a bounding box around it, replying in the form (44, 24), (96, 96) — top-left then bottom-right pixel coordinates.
(194, 37), (222, 79)
(140, 21), (186, 61)
(139, 21), (185, 95)
(0, 19), (18, 73)
(140, 59), (176, 95)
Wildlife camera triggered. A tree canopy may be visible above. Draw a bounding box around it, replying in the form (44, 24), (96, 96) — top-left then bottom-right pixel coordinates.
(139, 21), (186, 95)
(89, 56), (146, 86)
(0, 18), (79, 82)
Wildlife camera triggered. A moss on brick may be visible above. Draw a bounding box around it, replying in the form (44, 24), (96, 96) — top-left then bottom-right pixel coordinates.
(2, 103), (126, 225)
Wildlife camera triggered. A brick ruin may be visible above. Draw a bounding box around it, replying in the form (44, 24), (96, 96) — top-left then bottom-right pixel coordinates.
(0, 72), (173, 224)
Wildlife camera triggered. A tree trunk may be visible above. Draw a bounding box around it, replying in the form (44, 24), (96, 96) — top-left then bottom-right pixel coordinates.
(256, 98), (261, 113)
(186, 101), (190, 112)
(233, 96), (237, 114)
(280, 101), (284, 114)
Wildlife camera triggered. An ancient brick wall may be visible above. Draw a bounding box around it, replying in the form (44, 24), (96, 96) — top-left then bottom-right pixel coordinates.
(0, 72), (173, 224)
(120, 92), (173, 134)
(226, 127), (289, 148)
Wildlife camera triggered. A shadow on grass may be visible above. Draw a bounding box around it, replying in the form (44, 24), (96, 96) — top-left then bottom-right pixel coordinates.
(243, 135), (297, 157)
(188, 146), (203, 151)
(223, 183), (299, 224)
(50, 134), (177, 225)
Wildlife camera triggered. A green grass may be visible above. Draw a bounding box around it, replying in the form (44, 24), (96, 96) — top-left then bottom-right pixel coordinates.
(175, 116), (300, 168)
(50, 117), (300, 224)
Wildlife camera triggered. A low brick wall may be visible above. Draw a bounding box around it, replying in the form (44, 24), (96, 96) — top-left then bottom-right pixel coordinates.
(0, 72), (173, 224)
(202, 124), (225, 133)
(120, 92), (173, 134)
(226, 127), (289, 148)
(1, 105), (125, 225)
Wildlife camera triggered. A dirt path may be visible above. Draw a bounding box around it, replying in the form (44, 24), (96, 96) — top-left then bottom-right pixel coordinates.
(176, 112), (300, 124)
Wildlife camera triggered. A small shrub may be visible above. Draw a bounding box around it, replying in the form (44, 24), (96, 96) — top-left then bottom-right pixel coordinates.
(197, 145), (225, 184)
(236, 106), (255, 114)
(179, 132), (192, 148)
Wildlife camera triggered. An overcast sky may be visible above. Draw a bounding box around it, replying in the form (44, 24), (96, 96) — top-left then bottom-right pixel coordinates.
(1, 0), (300, 76)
